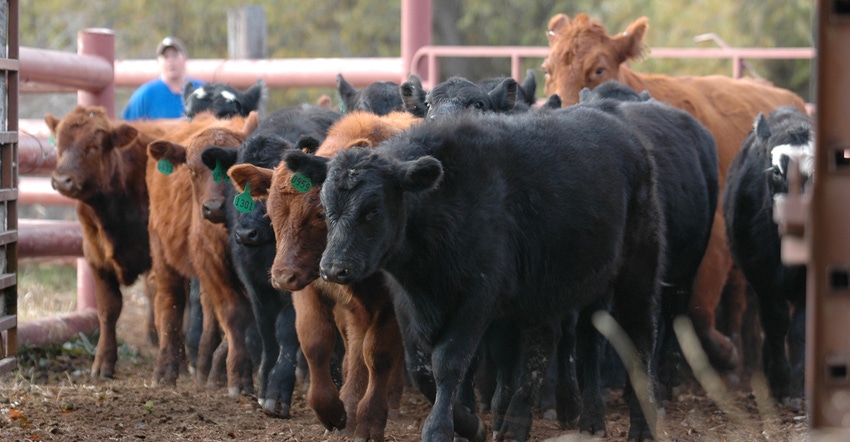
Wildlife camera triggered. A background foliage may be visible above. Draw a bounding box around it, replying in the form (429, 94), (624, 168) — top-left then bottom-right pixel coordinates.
(19, 0), (814, 118)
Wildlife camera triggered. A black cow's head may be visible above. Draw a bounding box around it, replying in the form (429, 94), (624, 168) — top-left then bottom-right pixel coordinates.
(183, 79), (266, 120)
(750, 107), (814, 196)
(311, 146), (443, 284)
(336, 73), (403, 116)
(420, 76), (518, 120)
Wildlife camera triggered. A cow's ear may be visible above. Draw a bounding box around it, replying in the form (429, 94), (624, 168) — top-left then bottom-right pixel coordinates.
(297, 135), (321, 154)
(489, 77), (518, 111)
(201, 146), (238, 171)
(228, 164), (273, 199)
(337, 73), (357, 113)
(754, 113), (771, 141)
(148, 140), (187, 165)
(243, 79), (266, 111)
(547, 14), (570, 43)
(399, 156), (443, 193)
(400, 79), (427, 118)
(44, 114), (60, 134)
(111, 124), (140, 149)
(243, 111), (260, 136)
(615, 17), (648, 63)
(283, 150), (329, 186)
(520, 69), (537, 105)
(182, 80), (197, 106)
(543, 93), (563, 109)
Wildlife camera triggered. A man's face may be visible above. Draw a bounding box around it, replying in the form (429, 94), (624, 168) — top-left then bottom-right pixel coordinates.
(157, 47), (186, 82)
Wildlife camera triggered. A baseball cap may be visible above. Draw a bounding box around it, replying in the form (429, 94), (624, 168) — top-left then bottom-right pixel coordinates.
(156, 36), (187, 57)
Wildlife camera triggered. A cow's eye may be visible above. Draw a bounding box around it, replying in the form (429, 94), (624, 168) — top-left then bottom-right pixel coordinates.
(473, 101), (484, 110)
(364, 207), (379, 221)
(316, 211), (325, 220)
(595, 67), (605, 76)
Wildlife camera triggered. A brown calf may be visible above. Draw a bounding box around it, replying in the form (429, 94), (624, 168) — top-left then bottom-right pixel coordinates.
(228, 111), (419, 441)
(541, 13), (807, 370)
(45, 106), (185, 378)
(146, 112), (258, 394)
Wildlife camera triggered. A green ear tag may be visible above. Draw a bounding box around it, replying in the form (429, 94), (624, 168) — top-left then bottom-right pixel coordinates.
(234, 182), (255, 213)
(157, 158), (174, 175)
(48, 134), (56, 146)
(212, 159), (229, 183)
(290, 172), (312, 193)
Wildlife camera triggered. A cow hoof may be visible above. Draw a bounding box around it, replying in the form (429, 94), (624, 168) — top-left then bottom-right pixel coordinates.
(262, 399), (291, 418)
(542, 408), (557, 421)
(227, 387), (241, 397)
(258, 397), (265, 406)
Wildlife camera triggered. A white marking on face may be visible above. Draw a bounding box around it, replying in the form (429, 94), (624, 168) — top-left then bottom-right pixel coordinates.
(771, 141), (815, 177)
(221, 91), (237, 102)
(192, 88), (207, 99)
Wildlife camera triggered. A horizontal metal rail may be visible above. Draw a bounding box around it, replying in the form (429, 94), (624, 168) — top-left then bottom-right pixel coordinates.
(409, 45), (816, 89)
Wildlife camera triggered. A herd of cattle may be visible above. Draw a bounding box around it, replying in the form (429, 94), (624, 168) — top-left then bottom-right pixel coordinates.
(42, 13), (813, 442)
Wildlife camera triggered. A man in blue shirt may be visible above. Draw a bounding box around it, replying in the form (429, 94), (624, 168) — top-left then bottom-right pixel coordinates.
(122, 36), (203, 120)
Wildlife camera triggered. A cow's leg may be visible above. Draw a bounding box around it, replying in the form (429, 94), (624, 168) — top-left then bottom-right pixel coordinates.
(90, 266), (122, 379)
(487, 322), (519, 438)
(788, 302), (805, 399)
(183, 278), (203, 374)
(613, 202), (662, 442)
(294, 284), (346, 431)
(336, 304), (367, 434)
(214, 285), (254, 396)
(195, 285), (221, 385)
(689, 217), (740, 371)
(245, 282), (283, 411)
(151, 240), (188, 387)
(757, 289), (792, 401)
(576, 304), (606, 437)
(423, 302), (489, 442)
(351, 301), (403, 442)
(264, 297), (299, 417)
(555, 312), (581, 429)
(498, 322), (560, 442)
(143, 271), (158, 346)
(396, 308), (485, 442)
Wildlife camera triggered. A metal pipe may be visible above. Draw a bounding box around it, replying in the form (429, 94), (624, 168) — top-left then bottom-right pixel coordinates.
(17, 219), (83, 258)
(401, 0), (431, 82)
(77, 28), (115, 117)
(116, 57), (404, 89)
(15, 309), (98, 348)
(18, 176), (75, 206)
(19, 47), (112, 92)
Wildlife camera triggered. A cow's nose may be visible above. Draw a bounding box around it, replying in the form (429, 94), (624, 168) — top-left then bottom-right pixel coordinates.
(320, 262), (351, 284)
(51, 173), (74, 192)
(235, 226), (260, 246)
(202, 200), (225, 222)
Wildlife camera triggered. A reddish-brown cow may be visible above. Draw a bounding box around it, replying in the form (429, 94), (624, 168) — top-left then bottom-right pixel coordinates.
(45, 106), (186, 378)
(228, 111), (419, 441)
(541, 13), (807, 370)
(145, 112), (258, 394)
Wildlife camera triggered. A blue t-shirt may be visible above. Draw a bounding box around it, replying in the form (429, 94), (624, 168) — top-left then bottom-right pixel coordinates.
(122, 77), (204, 121)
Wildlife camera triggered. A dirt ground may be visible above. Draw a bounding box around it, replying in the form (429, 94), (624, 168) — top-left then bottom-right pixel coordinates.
(0, 276), (817, 441)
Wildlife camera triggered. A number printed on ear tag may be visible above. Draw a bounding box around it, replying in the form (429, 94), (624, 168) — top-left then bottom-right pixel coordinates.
(290, 172), (312, 193)
(157, 158), (174, 175)
(234, 182), (255, 213)
(213, 159), (229, 183)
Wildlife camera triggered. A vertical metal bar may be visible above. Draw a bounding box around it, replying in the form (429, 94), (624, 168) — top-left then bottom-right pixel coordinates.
(76, 28), (114, 117)
(808, 0), (850, 429)
(401, 0), (431, 83)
